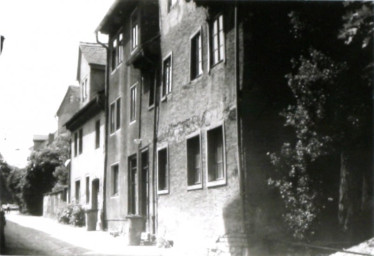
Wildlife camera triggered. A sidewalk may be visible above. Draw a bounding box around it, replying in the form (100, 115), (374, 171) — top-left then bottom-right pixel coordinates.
(5, 212), (175, 256)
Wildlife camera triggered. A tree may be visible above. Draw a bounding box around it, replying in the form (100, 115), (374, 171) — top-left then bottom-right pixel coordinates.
(22, 133), (71, 215)
(268, 2), (372, 241)
(0, 158), (12, 204)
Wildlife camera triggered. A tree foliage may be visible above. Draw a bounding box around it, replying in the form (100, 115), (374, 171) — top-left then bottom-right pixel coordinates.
(268, 2), (372, 241)
(22, 133), (70, 215)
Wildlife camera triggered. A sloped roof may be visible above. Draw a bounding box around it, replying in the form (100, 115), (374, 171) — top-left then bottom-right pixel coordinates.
(56, 85), (80, 117)
(79, 42), (106, 66)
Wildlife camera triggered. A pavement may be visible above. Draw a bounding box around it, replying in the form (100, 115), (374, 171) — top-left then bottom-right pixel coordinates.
(5, 212), (176, 256)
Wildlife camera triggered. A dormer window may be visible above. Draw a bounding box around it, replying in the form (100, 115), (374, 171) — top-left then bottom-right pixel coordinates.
(111, 31), (123, 71)
(81, 78), (88, 102)
(131, 10), (139, 52)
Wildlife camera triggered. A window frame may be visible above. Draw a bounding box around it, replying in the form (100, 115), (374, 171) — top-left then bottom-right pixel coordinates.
(209, 14), (225, 67)
(110, 97), (121, 134)
(75, 179), (81, 203)
(186, 131), (203, 191)
(157, 146), (169, 195)
(95, 120), (100, 149)
(111, 163), (119, 197)
(148, 76), (156, 109)
(111, 29), (124, 71)
(74, 132), (78, 157)
(78, 128), (83, 155)
(190, 28), (203, 81)
(131, 8), (139, 53)
(85, 176), (90, 204)
(161, 53), (173, 101)
(130, 83), (137, 124)
(128, 154), (138, 215)
(81, 77), (88, 102)
(205, 124), (227, 187)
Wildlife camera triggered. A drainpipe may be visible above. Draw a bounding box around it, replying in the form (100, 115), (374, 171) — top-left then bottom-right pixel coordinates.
(234, 1), (247, 239)
(152, 69), (159, 236)
(96, 31), (109, 230)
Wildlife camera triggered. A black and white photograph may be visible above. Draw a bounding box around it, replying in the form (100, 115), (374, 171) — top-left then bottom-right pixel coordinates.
(0, 0), (373, 255)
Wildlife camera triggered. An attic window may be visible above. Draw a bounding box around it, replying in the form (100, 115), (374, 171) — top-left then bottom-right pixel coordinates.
(131, 10), (139, 52)
(111, 31), (123, 71)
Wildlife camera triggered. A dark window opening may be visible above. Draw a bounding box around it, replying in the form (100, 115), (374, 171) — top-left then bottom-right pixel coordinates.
(112, 164), (119, 196)
(191, 31), (202, 80)
(86, 176), (90, 204)
(128, 155), (137, 214)
(75, 180), (81, 202)
(207, 126), (224, 182)
(158, 148), (168, 192)
(95, 120), (100, 149)
(187, 135), (201, 186)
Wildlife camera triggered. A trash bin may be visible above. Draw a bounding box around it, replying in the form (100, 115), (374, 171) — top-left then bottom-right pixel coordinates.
(85, 209), (98, 231)
(126, 215), (144, 245)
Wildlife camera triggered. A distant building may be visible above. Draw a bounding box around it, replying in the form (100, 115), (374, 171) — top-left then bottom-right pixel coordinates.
(56, 85), (80, 135)
(31, 134), (54, 151)
(66, 42), (106, 230)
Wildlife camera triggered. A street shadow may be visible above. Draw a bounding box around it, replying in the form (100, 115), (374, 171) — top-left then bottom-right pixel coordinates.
(3, 220), (89, 255)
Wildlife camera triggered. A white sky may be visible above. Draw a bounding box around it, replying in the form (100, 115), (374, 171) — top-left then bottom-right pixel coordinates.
(0, 0), (112, 168)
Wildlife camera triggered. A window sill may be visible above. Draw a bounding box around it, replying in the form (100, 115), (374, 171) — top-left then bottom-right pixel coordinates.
(109, 129), (120, 137)
(148, 104), (155, 111)
(207, 179), (226, 188)
(129, 120), (136, 126)
(187, 184), (203, 191)
(190, 73), (203, 83)
(111, 194), (119, 199)
(157, 190), (169, 195)
(210, 59), (224, 71)
(110, 63), (122, 75)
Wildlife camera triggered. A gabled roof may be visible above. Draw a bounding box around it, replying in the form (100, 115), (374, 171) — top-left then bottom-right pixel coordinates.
(56, 85), (80, 117)
(96, 0), (137, 35)
(65, 91), (105, 132)
(76, 42), (107, 81)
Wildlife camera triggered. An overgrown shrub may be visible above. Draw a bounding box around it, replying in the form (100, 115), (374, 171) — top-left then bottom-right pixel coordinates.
(58, 204), (85, 227)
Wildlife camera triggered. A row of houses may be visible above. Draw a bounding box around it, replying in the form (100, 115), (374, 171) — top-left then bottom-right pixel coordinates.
(41, 0), (295, 255)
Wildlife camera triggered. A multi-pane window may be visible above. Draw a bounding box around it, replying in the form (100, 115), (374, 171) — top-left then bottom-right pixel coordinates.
(167, 0), (177, 12)
(86, 176), (90, 204)
(95, 120), (100, 149)
(130, 85), (137, 123)
(78, 129), (83, 154)
(210, 14), (225, 65)
(110, 98), (121, 133)
(111, 32), (123, 70)
(81, 78), (88, 102)
(207, 126), (225, 184)
(75, 180), (80, 202)
(191, 31), (203, 80)
(128, 155), (137, 214)
(131, 10), (139, 51)
(187, 135), (201, 187)
(157, 147), (168, 193)
(74, 132), (78, 157)
(112, 164), (119, 196)
(162, 55), (172, 99)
